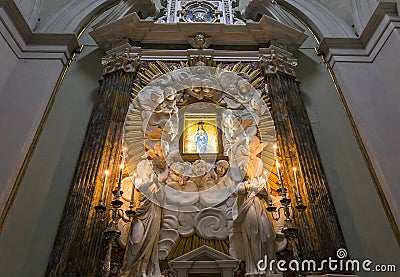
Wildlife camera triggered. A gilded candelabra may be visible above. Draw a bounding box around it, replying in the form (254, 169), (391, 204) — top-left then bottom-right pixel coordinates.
(266, 145), (307, 264)
(94, 160), (137, 277)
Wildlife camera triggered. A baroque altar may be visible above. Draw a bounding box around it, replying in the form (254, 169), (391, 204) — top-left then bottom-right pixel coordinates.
(118, 63), (286, 277)
(46, 1), (348, 277)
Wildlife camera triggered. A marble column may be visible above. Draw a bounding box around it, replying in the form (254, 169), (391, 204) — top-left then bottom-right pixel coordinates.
(261, 46), (347, 264)
(45, 44), (140, 276)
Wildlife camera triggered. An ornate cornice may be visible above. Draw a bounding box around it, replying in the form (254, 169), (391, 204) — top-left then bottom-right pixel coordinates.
(90, 12), (307, 51)
(243, 0), (304, 32)
(319, 2), (400, 67)
(260, 47), (297, 77)
(0, 0), (79, 65)
(101, 43), (141, 75)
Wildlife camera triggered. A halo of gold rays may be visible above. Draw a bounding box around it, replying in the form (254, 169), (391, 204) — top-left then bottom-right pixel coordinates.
(126, 59), (279, 191)
(132, 58), (266, 97)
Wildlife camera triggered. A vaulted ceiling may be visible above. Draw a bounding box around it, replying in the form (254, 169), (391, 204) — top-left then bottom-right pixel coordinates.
(30, 0), (358, 37)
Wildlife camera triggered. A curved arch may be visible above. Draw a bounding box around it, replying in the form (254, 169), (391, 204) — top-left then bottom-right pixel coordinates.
(350, 0), (377, 34)
(16, 0), (43, 29)
(242, 0), (305, 32)
(35, 0), (117, 33)
(35, 0), (157, 34)
(276, 0), (356, 40)
(35, 0), (356, 41)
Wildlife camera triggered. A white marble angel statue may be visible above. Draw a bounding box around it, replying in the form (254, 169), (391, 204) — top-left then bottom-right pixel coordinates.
(232, 179), (278, 275)
(247, 136), (268, 179)
(120, 160), (164, 277)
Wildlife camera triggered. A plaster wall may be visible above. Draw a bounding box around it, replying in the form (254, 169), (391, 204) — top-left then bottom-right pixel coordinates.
(0, 31), (17, 95)
(295, 45), (400, 277)
(290, 11), (400, 273)
(0, 24), (103, 276)
(38, 0), (69, 22)
(14, 0), (42, 28)
(332, 27), (400, 232)
(0, 0), (78, 219)
(0, 31), (18, 214)
(0, 56), (64, 215)
(320, 0), (354, 27)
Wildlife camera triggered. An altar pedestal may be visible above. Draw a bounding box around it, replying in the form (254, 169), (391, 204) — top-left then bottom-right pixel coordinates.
(169, 246), (240, 277)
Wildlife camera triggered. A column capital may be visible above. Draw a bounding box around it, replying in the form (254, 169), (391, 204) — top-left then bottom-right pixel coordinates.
(101, 43), (141, 75)
(259, 46), (297, 77)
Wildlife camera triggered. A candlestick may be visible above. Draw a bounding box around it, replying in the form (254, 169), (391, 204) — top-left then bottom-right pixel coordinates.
(293, 167), (307, 211)
(95, 169), (110, 213)
(116, 163), (124, 198)
(293, 167), (301, 199)
(276, 161), (286, 199)
(264, 171), (273, 206)
(99, 170), (110, 205)
(130, 173), (137, 204)
(125, 172), (138, 218)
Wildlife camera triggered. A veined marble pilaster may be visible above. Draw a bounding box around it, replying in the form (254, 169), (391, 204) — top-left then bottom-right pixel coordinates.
(261, 48), (347, 265)
(45, 45), (139, 277)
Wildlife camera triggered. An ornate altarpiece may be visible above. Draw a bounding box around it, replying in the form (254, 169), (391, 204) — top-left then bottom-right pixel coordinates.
(46, 1), (347, 277)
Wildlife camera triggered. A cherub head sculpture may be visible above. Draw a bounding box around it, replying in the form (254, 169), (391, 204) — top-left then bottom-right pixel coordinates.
(192, 160), (208, 177)
(215, 160), (229, 178)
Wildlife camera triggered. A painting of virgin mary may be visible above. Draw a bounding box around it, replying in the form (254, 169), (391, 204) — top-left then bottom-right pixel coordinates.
(194, 122), (208, 153)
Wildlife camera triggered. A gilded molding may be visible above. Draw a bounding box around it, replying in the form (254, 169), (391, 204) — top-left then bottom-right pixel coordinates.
(260, 47), (297, 77)
(101, 43), (141, 75)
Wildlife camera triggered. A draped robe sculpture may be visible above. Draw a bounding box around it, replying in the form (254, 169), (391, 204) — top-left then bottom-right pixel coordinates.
(232, 180), (278, 274)
(121, 163), (164, 277)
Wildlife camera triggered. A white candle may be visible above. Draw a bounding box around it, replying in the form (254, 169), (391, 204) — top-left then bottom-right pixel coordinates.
(100, 170), (109, 204)
(276, 161), (286, 199)
(274, 144), (286, 199)
(130, 173), (137, 203)
(116, 163), (124, 196)
(293, 167), (301, 198)
(264, 171), (272, 206)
